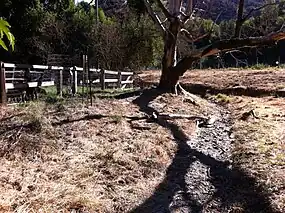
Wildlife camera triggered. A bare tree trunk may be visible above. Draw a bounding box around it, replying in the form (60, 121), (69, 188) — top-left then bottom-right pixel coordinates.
(158, 18), (181, 90)
(159, 32), (285, 91)
(148, 0), (285, 92)
(235, 0), (245, 38)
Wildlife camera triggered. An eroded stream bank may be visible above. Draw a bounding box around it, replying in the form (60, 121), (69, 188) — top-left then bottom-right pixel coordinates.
(132, 97), (276, 213)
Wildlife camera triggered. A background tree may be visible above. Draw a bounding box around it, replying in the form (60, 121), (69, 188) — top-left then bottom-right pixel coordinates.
(138, 0), (285, 90)
(1, 0), (285, 71)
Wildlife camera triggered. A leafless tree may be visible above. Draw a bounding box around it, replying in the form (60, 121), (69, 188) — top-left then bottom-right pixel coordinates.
(143, 0), (285, 91)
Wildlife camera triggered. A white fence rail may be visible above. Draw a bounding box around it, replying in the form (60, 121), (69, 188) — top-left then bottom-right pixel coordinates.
(0, 62), (134, 104)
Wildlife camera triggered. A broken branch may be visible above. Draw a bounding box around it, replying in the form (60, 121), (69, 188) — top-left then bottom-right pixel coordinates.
(152, 112), (208, 121)
(173, 32), (285, 76)
(155, 0), (172, 19)
(142, 0), (166, 36)
(201, 32), (285, 57)
(243, 2), (278, 22)
(184, 0), (193, 15)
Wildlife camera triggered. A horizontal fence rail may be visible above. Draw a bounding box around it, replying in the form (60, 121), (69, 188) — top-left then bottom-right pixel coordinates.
(0, 62), (134, 104)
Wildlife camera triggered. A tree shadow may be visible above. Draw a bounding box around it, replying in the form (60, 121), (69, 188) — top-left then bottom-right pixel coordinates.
(136, 81), (285, 98)
(182, 83), (285, 98)
(130, 88), (278, 213)
(52, 114), (147, 126)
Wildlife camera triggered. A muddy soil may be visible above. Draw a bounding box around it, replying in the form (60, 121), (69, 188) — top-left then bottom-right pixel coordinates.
(132, 95), (276, 213)
(169, 105), (234, 213)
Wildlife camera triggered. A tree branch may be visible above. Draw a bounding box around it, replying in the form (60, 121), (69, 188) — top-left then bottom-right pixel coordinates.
(180, 29), (211, 44)
(234, 1), (278, 38)
(180, 11), (221, 44)
(234, 0), (245, 38)
(173, 32), (285, 75)
(181, 0), (196, 24)
(185, 0), (193, 15)
(201, 32), (285, 57)
(143, 0), (166, 36)
(155, 0), (172, 19)
(169, 0), (183, 16)
(243, 2), (278, 22)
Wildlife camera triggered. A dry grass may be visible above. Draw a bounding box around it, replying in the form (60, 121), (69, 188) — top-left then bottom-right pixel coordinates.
(229, 96), (285, 212)
(0, 94), (201, 212)
(137, 68), (285, 212)
(2, 67), (284, 212)
(139, 68), (285, 91)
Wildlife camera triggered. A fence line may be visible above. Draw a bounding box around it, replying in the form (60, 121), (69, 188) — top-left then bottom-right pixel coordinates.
(0, 62), (134, 105)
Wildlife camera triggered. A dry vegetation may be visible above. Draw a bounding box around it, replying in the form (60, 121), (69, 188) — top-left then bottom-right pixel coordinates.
(229, 96), (285, 212)
(0, 94), (204, 212)
(138, 68), (285, 212)
(139, 68), (285, 92)
(0, 68), (284, 212)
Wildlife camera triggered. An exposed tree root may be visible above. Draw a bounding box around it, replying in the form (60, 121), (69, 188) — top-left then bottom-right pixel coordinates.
(175, 82), (199, 105)
(240, 109), (259, 121)
(151, 112), (208, 121)
(150, 111), (217, 129)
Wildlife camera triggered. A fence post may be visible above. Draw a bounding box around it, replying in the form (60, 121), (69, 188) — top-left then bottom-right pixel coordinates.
(0, 62), (7, 105)
(57, 69), (63, 97)
(100, 69), (105, 90)
(72, 67), (77, 95)
(117, 71), (122, 89)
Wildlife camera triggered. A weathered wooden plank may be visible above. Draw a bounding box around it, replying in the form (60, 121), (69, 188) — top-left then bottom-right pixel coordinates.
(0, 62), (7, 105)
(5, 78), (25, 81)
(4, 63), (48, 69)
(50, 66), (64, 70)
(4, 71), (25, 73)
(121, 80), (134, 84)
(3, 63), (65, 71)
(89, 68), (100, 72)
(5, 83), (14, 90)
(41, 81), (55, 87)
(57, 70), (63, 97)
(5, 71), (44, 74)
(72, 69), (77, 95)
(2, 62), (133, 94)
(100, 69), (105, 90)
(105, 70), (118, 75)
(105, 79), (118, 83)
(74, 66), (84, 71)
(121, 75), (133, 89)
(82, 79), (124, 84)
(5, 81), (54, 90)
(118, 71), (122, 88)
(121, 71), (133, 75)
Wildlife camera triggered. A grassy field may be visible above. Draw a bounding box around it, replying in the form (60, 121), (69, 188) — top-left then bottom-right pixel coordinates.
(0, 90), (208, 212)
(139, 68), (285, 93)
(0, 68), (284, 212)
(139, 68), (285, 212)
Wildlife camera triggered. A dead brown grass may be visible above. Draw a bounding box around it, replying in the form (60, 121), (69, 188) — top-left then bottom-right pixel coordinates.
(0, 94), (201, 212)
(139, 68), (285, 91)
(138, 68), (285, 212)
(229, 96), (285, 212)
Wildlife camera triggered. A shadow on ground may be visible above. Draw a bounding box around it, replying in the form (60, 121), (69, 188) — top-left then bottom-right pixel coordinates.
(127, 89), (278, 213)
(0, 88), (279, 212)
(140, 81), (285, 98)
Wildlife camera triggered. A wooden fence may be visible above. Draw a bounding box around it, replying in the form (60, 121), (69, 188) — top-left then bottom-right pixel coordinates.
(0, 62), (134, 104)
